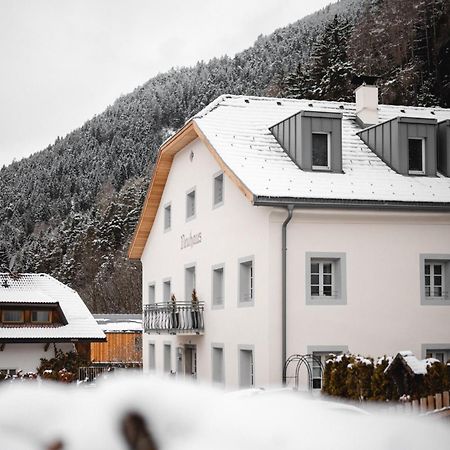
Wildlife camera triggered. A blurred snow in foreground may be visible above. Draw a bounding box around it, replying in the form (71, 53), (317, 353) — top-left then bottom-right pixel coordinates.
(0, 374), (449, 450)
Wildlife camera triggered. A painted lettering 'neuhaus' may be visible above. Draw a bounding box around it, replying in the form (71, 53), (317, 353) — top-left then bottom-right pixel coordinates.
(180, 232), (202, 250)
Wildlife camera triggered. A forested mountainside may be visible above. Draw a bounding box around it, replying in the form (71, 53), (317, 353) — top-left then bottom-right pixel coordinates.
(0, 0), (449, 313)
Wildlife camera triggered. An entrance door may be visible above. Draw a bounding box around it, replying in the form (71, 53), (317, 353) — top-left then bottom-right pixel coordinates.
(185, 345), (197, 379)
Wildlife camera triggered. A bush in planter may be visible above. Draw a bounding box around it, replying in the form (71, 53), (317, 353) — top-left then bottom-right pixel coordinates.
(345, 356), (374, 400)
(423, 361), (449, 396)
(325, 354), (353, 397)
(37, 348), (89, 382)
(371, 357), (397, 401)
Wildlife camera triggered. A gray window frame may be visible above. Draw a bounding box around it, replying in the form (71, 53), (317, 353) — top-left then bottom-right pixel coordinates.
(408, 137), (426, 175)
(211, 343), (225, 385)
(311, 132), (331, 171)
(238, 256), (255, 307)
(212, 171), (224, 208)
(184, 263), (196, 302)
(148, 282), (156, 305)
(422, 343), (450, 362)
(212, 263), (225, 309)
(420, 254), (450, 305)
(163, 202), (171, 232)
(305, 252), (347, 305)
(148, 341), (156, 371)
(186, 187), (196, 222)
(162, 278), (171, 303)
(307, 345), (349, 389)
(163, 342), (172, 374)
(238, 344), (255, 388)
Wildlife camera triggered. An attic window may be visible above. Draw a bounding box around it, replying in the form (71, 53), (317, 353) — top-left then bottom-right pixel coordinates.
(31, 310), (51, 323)
(2, 310), (24, 323)
(312, 133), (330, 170)
(408, 138), (425, 175)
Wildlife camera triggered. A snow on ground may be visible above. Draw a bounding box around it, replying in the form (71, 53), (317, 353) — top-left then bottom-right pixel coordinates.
(0, 374), (449, 450)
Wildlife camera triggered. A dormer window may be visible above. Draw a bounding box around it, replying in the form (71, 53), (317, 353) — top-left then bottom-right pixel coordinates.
(408, 138), (425, 175)
(312, 133), (330, 170)
(2, 310), (24, 323)
(31, 310), (51, 323)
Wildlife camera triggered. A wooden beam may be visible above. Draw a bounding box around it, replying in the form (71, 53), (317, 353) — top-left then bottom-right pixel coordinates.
(0, 344), (5, 351)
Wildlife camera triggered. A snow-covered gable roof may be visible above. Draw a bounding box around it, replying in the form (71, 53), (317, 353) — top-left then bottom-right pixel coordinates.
(93, 314), (142, 333)
(385, 351), (439, 376)
(194, 95), (450, 205)
(0, 273), (105, 341)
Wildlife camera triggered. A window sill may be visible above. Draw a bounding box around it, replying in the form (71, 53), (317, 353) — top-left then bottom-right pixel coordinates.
(238, 299), (255, 308)
(306, 296), (346, 306)
(422, 297), (450, 306)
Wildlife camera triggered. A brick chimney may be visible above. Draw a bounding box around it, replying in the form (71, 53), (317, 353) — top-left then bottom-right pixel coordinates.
(355, 83), (379, 128)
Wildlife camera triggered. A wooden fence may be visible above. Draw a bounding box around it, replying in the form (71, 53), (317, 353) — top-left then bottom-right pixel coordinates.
(397, 391), (450, 416)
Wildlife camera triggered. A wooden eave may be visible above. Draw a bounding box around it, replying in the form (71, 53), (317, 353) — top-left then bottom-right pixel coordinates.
(128, 120), (254, 260)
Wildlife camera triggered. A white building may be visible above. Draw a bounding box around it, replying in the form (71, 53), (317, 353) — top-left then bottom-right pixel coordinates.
(129, 86), (450, 390)
(0, 273), (105, 374)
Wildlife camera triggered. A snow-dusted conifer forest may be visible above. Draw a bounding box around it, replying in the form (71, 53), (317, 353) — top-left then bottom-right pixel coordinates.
(0, 0), (449, 313)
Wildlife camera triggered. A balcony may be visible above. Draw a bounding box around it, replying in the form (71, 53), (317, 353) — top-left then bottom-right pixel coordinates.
(144, 302), (205, 335)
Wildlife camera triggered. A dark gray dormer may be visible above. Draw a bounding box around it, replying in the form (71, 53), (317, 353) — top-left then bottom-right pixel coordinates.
(270, 110), (343, 173)
(438, 119), (450, 176)
(358, 117), (437, 176)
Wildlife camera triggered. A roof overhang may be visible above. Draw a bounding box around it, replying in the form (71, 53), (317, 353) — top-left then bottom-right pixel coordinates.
(128, 120), (254, 260)
(254, 196), (450, 212)
(0, 337), (106, 343)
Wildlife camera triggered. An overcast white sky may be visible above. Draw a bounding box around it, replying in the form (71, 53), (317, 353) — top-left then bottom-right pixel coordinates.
(0, 0), (332, 167)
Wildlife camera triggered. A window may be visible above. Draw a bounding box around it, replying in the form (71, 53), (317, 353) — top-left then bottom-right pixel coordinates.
(425, 262), (445, 297)
(239, 257), (254, 306)
(212, 265), (224, 308)
(311, 351), (342, 389)
(305, 253), (346, 305)
(148, 343), (156, 370)
(312, 133), (330, 170)
(408, 138), (425, 174)
(425, 348), (450, 364)
(310, 261), (333, 297)
(164, 343), (172, 373)
(186, 188), (196, 220)
(2, 310), (24, 323)
(0, 369), (16, 377)
(148, 284), (155, 304)
(31, 310), (51, 323)
(163, 279), (171, 303)
(212, 345), (225, 384)
(421, 255), (450, 305)
(239, 347), (254, 388)
(213, 173), (224, 207)
(164, 203), (171, 231)
(185, 265), (196, 301)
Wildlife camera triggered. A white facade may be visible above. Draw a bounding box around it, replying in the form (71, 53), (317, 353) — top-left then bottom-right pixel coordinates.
(136, 95), (450, 389)
(0, 343), (74, 373)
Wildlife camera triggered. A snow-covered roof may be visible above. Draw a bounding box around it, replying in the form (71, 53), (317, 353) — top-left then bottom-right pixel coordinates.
(194, 95), (450, 204)
(0, 273), (105, 341)
(385, 351), (439, 376)
(93, 314), (142, 333)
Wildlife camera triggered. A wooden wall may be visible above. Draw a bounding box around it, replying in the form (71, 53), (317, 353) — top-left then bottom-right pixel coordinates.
(90, 332), (142, 364)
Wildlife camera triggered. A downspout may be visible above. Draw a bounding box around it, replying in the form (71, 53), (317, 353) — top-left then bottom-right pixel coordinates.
(281, 204), (294, 385)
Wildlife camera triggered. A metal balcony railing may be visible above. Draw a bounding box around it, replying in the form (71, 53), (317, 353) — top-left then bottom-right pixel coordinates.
(144, 302), (205, 335)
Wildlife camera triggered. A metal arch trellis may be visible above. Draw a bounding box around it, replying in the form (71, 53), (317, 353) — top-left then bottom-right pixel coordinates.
(283, 354), (324, 391)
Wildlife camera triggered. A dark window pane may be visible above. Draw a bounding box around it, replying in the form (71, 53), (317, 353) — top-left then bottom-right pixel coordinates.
(323, 275), (332, 285)
(323, 286), (332, 296)
(311, 286), (320, 296)
(434, 275), (442, 286)
(425, 286), (431, 296)
(434, 265), (442, 275)
(311, 263), (319, 273)
(436, 352), (444, 362)
(323, 263), (332, 274)
(434, 287), (442, 297)
(425, 275), (430, 286)
(312, 134), (328, 167)
(312, 378), (322, 389)
(425, 264), (430, 275)
(311, 275), (319, 285)
(408, 139), (423, 172)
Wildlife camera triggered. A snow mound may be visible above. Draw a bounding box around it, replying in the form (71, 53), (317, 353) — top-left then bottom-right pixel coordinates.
(0, 374), (449, 450)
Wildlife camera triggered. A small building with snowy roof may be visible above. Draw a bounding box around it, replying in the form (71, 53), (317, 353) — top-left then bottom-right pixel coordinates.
(129, 84), (450, 390)
(90, 314), (142, 366)
(0, 273), (105, 374)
